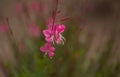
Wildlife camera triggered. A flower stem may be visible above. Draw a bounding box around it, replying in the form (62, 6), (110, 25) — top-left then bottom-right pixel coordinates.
(52, 0), (59, 27)
(5, 17), (19, 58)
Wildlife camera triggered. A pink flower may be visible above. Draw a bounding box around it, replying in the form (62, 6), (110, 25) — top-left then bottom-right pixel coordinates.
(28, 23), (40, 38)
(43, 29), (53, 42)
(55, 24), (65, 33)
(40, 43), (55, 58)
(43, 23), (65, 44)
(54, 24), (66, 44)
(0, 24), (8, 32)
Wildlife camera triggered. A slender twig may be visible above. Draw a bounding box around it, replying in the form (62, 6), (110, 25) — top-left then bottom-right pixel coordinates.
(5, 17), (21, 76)
(51, 0), (59, 30)
(52, 0), (59, 26)
(51, 0), (59, 46)
(5, 17), (19, 58)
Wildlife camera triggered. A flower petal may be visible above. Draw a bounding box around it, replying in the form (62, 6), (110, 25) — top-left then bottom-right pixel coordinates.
(43, 29), (51, 37)
(45, 37), (52, 42)
(56, 38), (61, 44)
(48, 51), (54, 58)
(55, 24), (65, 33)
(44, 42), (51, 48)
(58, 24), (65, 33)
(40, 42), (51, 52)
(40, 46), (47, 52)
(49, 46), (55, 52)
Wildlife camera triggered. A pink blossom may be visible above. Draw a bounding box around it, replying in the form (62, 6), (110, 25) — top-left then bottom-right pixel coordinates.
(54, 24), (66, 44)
(40, 0), (67, 58)
(0, 24), (8, 32)
(14, 3), (23, 14)
(40, 43), (55, 58)
(43, 29), (53, 42)
(28, 23), (40, 38)
(55, 24), (65, 33)
(45, 17), (66, 44)
(43, 23), (65, 44)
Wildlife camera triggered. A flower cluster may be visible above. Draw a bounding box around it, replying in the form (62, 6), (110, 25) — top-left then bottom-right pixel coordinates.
(39, 0), (68, 59)
(40, 18), (66, 59)
(43, 19), (65, 44)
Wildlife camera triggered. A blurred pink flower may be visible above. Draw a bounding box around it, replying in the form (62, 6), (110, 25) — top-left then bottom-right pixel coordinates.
(28, 23), (40, 38)
(14, 3), (23, 14)
(29, 1), (41, 14)
(0, 24), (8, 32)
(40, 42), (55, 58)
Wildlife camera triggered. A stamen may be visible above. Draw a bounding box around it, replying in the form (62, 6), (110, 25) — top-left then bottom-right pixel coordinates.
(60, 34), (65, 45)
(52, 36), (55, 45)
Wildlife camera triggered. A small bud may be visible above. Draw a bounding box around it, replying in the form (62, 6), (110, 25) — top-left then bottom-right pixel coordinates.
(60, 17), (70, 21)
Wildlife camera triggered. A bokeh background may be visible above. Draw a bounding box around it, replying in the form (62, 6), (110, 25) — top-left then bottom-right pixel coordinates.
(0, 0), (120, 77)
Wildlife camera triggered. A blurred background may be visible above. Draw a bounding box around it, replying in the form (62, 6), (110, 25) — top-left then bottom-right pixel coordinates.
(0, 0), (120, 77)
